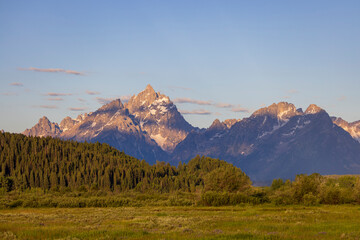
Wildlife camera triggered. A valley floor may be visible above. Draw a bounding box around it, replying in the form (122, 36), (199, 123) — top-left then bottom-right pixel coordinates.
(1, 205), (360, 239)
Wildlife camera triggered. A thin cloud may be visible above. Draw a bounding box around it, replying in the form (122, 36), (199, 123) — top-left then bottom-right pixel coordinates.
(69, 107), (87, 111)
(288, 89), (299, 94)
(180, 109), (212, 115)
(215, 103), (234, 108)
(47, 97), (63, 101)
(168, 86), (192, 91)
(231, 107), (250, 113)
(86, 90), (100, 95)
(96, 96), (129, 105)
(1, 92), (17, 96)
(173, 98), (212, 106)
(173, 97), (247, 111)
(120, 95), (131, 102)
(18, 67), (84, 75)
(10, 82), (23, 87)
(39, 105), (58, 109)
(338, 95), (347, 101)
(96, 97), (116, 105)
(45, 92), (72, 96)
(78, 98), (86, 102)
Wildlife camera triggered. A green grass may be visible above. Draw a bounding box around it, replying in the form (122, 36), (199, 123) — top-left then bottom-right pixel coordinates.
(1, 205), (360, 239)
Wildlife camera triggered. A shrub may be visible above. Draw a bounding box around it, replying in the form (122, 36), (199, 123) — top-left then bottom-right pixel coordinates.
(201, 191), (230, 206)
(303, 192), (320, 206)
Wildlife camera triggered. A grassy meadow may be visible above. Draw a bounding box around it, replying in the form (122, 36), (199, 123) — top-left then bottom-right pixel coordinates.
(1, 205), (360, 240)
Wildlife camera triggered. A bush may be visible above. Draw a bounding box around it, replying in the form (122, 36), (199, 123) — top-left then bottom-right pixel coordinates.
(303, 192), (320, 206)
(321, 186), (342, 204)
(7, 199), (23, 208)
(201, 191), (230, 206)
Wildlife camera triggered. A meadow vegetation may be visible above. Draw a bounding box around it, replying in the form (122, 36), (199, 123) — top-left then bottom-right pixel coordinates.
(1, 132), (360, 208)
(1, 205), (360, 239)
(1, 132), (360, 239)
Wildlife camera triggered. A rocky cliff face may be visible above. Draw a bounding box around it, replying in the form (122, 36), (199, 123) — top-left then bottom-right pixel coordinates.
(171, 102), (360, 182)
(22, 85), (194, 163)
(125, 84), (195, 152)
(332, 117), (360, 143)
(23, 116), (62, 137)
(23, 89), (360, 183)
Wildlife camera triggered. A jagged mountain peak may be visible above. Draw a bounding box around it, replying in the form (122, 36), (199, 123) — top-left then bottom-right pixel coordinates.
(126, 85), (162, 111)
(209, 119), (240, 130)
(223, 119), (241, 128)
(124, 85), (194, 152)
(76, 113), (89, 121)
(252, 102), (300, 120)
(23, 116), (61, 137)
(331, 117), (346, 125)
(145, 84), (155, 93)
(60, 116), (79, 132)
(332, 116), (360, 142)
(209, 119), (226, 130)
(39, 116), (50, 123)
(305, 104), (323, 114)
(97, 99), (124, 113)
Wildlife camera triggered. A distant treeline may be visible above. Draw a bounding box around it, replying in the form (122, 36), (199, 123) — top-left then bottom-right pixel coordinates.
(0, 132), (250, 194)
(1, 132), (360, 208)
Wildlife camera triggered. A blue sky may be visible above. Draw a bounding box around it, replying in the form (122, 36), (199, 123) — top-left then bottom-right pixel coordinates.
(1, 0), (360, 132)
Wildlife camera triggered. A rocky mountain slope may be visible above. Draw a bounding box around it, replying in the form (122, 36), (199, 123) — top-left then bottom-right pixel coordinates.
(125, 85), (195, 152)
(332, 117), (360, 142)
(23, 85), (195, 163)
(171, 102), (360, 182)
(23, 116), (62, 137)
(23, 86), (360, 182)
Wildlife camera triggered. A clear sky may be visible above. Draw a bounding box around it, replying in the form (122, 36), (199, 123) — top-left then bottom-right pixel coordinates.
(1, 0), (360, 132)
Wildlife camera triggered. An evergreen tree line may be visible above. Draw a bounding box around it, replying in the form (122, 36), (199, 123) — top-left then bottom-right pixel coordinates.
(1, 132), (360, 207)
(0, 132), (251, 193)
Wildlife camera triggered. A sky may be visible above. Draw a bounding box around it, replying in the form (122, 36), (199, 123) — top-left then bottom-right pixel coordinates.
(1, 0), (360, 133)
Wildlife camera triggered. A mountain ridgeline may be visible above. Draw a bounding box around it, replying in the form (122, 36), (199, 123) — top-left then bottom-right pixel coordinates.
(23, 85), (360, 182)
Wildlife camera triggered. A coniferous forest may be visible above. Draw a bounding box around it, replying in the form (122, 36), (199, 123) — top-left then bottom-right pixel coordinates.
(1, 131), (360, 208)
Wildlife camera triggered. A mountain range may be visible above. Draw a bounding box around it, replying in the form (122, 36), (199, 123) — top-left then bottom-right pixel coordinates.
(23, 85), (360, 183)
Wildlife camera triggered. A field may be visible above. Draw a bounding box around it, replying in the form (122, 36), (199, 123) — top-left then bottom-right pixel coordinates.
(1, 205), (360, 240)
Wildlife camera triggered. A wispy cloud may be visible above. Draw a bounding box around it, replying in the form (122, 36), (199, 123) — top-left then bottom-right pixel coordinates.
(96, 97), (115, 105)
(174, 97), (249, 113)
(173, 98), (212, 106)
(288, 89), (299, 94)
(39, 105), (58, 109)
(95, 95), (130, 105)
(180, 109), (212, 115)
(215, 103), (234, 108)
(10, 82), (23, 87)
(1, 92), (17, 96)
(47, 97), (63, 101)
(45, 92), (72, 96)
(174, 96), (250, 114)
(86, 90), (100, 95)
(168, 86), (192, 91)
(338, 95), (347, 101)
(120, 95), (131, 102)
(18, 67), (84, 75)
(69, 107), (87, 111)
(78, 98), (86, 102)
(231, 107), (250, 113)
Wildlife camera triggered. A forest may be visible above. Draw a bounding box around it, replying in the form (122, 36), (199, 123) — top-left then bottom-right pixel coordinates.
(1, 131), (360, 208)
